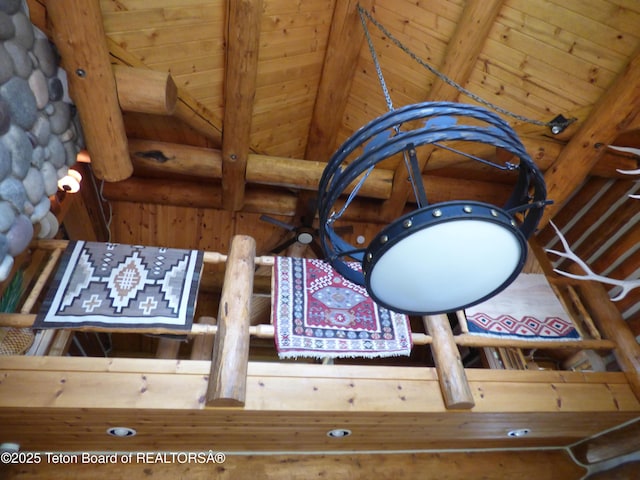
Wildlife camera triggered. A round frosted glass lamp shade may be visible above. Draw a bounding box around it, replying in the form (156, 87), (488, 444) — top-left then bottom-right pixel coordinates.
(364, 204), (527, 315)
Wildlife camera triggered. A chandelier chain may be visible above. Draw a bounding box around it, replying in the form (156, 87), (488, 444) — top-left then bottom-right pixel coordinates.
(359, 6), (395, 113)
(357, 5), (567, 129)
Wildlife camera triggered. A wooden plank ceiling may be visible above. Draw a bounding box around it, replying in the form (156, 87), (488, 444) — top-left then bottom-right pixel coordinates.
(29, 0), (640, 331)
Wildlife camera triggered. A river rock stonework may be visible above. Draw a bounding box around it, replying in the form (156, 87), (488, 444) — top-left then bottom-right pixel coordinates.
(0, 2), (84, 280)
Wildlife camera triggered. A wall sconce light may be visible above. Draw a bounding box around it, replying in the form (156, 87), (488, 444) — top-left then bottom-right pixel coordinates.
(57, 168), (83, 193)
(317, 102), (548, 315)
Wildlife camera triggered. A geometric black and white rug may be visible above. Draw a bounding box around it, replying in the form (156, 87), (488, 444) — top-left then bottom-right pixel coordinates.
(34, 241), (203, 330)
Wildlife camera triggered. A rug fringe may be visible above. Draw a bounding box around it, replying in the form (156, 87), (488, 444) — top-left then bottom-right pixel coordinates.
(465, 331), (582, 341)
(278, 350), (411, 360)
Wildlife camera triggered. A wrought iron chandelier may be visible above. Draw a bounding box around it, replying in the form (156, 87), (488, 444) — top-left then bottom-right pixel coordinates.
(316, 7), (551, 315)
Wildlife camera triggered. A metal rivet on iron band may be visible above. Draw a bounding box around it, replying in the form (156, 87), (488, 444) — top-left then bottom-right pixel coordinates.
(366, 253), (373, 261)
(432, 209), (442, 218)
(511, 220), (517, 227)
(463, 206), (473, 213)
(490, 209), (499, 217)
(380, 235), (389, 244)
(403, 219), (413, 228)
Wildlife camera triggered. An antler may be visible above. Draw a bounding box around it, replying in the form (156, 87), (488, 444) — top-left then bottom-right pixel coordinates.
(545, 221), (640, 301)
(609, 145), (640, 199)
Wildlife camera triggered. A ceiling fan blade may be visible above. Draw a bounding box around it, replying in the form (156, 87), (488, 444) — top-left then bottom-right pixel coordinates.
(259, 214), (296, 231)
(271, 235), (298, 254)
(309, 240), (325, 260)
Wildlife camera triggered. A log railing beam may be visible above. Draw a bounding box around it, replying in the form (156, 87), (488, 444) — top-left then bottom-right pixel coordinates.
(423, 314), (475, 410)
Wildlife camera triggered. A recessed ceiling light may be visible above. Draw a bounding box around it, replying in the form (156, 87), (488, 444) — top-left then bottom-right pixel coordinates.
(106, 427), (137, 437)
(327, 429), (352, 438)
(0, 442), (20, 452)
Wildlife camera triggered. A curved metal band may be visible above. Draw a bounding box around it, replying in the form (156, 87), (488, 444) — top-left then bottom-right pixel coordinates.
(317, 102), (547, 285)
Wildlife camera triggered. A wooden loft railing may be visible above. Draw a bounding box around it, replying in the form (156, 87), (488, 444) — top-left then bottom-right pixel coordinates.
(0, 236), (638, 411)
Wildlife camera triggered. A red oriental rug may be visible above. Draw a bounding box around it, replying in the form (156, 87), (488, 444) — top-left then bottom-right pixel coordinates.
(272, 257), (412, 359)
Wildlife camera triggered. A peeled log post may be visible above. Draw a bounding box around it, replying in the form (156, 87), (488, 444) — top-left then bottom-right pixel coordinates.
(47, 0), (132, 182)
(570, 265), (640, 402)
(221, 0), (263, 210)
(423, 314), (475, 409)
(113, 66), (178, 115)
(206, 235), (256, 406)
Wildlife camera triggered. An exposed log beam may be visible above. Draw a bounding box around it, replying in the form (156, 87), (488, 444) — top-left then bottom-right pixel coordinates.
(288, 0), (374, 237)
(47, 0), (132, 182)
(426, 135), (636, 181)
(305, 0), (373, 162)
(382, 0), (505, 218)
(122, 139), (511, 202)
(125, 139), (633, 200)
(571, 265), (640, 402)
(102, 177), (220, 209)
(571, 419), (640, 465)
(106, 38), (223, 146)
(247, 153), (392, 200)
(101, 178), (298, 216)
(428, 0), (506, 101)
(113, 65), (177, 115)
(128, 139), (222, 179)
(541, 47), (640, 227)
(101, 174), (511, 218)
(221, 0), (263, 211)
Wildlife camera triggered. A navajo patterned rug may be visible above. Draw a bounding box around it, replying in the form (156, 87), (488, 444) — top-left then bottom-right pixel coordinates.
(34, 241), (203, 330)
(465, 273), (580, 340)
(272, 257), (412, 359)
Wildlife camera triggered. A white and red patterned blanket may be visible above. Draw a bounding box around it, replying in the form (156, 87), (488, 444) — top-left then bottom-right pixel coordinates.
(465, 273), (580, 340)
(272, 257), (412, 359)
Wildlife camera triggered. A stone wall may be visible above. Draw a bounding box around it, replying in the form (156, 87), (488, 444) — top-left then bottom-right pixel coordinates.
(0, 0), (83, 280)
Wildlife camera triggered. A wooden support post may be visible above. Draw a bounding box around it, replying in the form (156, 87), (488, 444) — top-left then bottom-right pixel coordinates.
(113, 65), (178, 115)
(47, 0), (132, 182)
(155, 337), (182, 359)
(570, 266), (640, 402)
(423, 314), (475, 409)
(191, 317), (217, 360)
(206, 235), (256, 406)
(221, 0), (263, 210)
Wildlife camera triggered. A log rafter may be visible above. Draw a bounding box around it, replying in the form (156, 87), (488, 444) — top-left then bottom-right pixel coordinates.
(381, 0), (505, 219)
(221, 0), (263, 211)
(541, 47), (640, 227)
